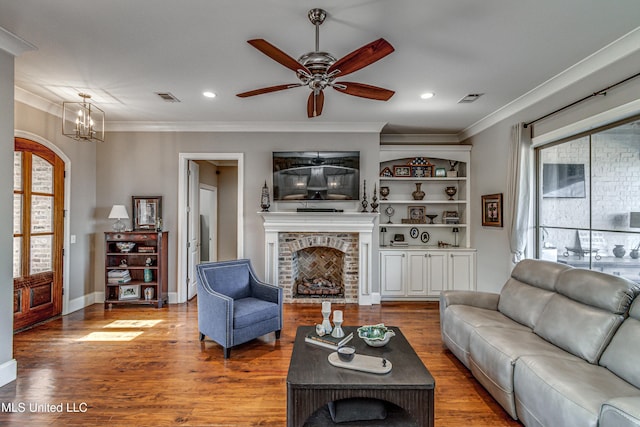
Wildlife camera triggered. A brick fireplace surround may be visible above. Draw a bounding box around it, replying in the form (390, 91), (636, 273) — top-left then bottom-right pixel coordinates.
(260, 212), (378, 305)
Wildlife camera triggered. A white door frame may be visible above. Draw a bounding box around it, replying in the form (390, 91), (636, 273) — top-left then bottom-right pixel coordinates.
(177, 153), (244, 304)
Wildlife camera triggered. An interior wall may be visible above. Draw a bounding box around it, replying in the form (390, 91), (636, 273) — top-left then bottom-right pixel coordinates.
(0, 48), (15, 386)
(465, 66), (640, 293)
(95, 131), (381, 295)
(217, 165), (238, 261)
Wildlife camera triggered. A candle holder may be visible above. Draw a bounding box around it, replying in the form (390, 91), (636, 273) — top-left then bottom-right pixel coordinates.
(331, 310), (345, 338)
(321, 302), (333, 334)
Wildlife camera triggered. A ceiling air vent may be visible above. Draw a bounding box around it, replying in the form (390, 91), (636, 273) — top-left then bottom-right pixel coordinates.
(458, 93), (484, 104)
(155, 92), (181, 102)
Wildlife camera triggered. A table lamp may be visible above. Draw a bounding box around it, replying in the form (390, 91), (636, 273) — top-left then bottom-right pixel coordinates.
(108, 204), (129, 232)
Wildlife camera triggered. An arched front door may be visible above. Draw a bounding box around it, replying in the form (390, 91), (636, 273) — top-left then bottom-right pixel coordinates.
(13, 137), (65, 331)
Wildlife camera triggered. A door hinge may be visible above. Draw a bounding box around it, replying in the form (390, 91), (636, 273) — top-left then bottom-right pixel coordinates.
(187, 241), (190, 248)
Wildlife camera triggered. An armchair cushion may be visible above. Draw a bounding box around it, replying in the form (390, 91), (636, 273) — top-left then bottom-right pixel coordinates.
(234, 297), (280, 329)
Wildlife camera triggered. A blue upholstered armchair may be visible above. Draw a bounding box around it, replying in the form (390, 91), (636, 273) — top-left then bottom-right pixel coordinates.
(196, 259), (283, 358)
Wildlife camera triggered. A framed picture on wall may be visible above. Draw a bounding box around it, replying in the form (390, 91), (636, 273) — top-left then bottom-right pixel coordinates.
(132, 196), (162, 230)
(481, 193), (503, 227)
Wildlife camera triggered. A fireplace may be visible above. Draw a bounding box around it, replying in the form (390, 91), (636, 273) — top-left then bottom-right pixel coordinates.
(293, 246), (344, 297)
(260, 212), (378, 305)
(279, 232), (358, 301)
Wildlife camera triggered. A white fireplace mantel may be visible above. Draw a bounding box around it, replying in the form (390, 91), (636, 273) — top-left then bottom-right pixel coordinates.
(259, 212), (379, 305)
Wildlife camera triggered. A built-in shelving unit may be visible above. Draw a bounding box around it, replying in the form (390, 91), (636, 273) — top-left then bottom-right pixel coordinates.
(378, 145), (476, 300)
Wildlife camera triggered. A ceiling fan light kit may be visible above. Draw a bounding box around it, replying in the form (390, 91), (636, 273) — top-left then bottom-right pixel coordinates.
(237, 8), (395, 118)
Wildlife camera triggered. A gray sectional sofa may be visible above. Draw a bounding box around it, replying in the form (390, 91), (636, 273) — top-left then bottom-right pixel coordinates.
(440, 259), (640, 427)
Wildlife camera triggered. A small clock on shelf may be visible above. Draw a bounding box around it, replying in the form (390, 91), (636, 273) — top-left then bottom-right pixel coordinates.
(384, 206), (395, 224)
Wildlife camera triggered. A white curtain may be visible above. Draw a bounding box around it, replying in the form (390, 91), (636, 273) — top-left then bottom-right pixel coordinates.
(507, 123), (532, 264)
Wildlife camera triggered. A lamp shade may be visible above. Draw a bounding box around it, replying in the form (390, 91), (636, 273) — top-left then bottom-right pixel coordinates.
(108, 205), (129, 220)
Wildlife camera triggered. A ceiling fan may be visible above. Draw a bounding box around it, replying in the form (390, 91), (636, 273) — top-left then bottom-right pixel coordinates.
(236, 8), (395, 118)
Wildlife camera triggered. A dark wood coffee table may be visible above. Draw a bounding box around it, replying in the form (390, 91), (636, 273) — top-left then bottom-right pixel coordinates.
(286, 326), (435, 426)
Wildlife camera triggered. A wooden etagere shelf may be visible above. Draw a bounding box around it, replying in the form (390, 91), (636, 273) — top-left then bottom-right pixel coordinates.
(104, 231), (168, 308)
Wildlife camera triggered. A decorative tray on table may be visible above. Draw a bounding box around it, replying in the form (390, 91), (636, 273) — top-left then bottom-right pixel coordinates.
(328, 352), (392, 374)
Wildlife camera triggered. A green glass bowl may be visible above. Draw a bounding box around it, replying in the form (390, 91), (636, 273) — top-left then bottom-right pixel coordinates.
(357, 323), (396, 347)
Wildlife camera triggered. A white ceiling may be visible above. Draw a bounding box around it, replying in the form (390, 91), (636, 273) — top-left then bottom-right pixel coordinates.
(2, 0), (640, 137)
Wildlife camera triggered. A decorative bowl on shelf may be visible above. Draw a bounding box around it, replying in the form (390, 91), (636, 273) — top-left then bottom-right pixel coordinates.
(116, 242), (136, 253)
(357, 323), (396, 347)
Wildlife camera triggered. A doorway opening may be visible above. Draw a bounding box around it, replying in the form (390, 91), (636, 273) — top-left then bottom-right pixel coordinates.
(177, 153), (244, 304)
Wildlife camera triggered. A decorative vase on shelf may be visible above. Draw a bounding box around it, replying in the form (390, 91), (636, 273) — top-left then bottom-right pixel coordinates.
(630, 249), (639, 259)
(445, 186), (457, 200)
(613, 245), (626, 258)
(412, 183), (425, 200)
(379, 186), (390, 200)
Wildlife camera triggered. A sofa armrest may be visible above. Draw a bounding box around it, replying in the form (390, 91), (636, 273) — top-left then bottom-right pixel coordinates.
(440, 290), (500, 311)
(600, 397), (640, 427)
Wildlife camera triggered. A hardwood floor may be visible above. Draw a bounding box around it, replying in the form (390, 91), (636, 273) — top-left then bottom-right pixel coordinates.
(0, 301), (521, 426)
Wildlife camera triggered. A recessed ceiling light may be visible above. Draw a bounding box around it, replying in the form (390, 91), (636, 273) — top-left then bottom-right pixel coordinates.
(420, 92), (435, 100)
(203, 91), (217, 98)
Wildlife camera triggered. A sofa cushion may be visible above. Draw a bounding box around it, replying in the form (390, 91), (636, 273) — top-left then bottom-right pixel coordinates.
(600, 397), (640, 427)
(233, 297), (280, 329)
(441, 305), (529, 369)
(514, 355), (640, 427)
(600, 299), (640, 388)
(498, 279), (555, 329)
(509, 258), (571, 291)
(534, 294), (623, 363)
(556, 268), (638, 314)
(468, 327), (579, 419)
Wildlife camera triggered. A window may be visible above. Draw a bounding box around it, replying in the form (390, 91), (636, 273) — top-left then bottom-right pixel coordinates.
(535, 116), (640, 284)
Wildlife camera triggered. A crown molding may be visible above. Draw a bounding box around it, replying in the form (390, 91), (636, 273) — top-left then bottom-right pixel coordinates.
(380, 133), (460, 144)
(105, 121), (387, 133)
(0, 26), (36, 56)
(458, 26), (640, 141)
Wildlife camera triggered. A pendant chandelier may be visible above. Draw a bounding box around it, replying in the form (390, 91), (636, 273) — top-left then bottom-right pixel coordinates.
(62, 93), (105, 142)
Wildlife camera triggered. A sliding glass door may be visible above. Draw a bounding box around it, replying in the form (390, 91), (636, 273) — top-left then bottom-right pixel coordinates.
(536, 116), (640, 284)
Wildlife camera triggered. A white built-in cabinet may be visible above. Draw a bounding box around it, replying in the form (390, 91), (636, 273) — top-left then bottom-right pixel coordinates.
(378, 145), (476, 300)
(379, 249), (476, 299)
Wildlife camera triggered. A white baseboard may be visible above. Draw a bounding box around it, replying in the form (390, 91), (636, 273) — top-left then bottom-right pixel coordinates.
(167, 292), (178, 304)
(371, 292), (381, 305)
(65, 292), (102, 314)
(0, 359), (17, 388)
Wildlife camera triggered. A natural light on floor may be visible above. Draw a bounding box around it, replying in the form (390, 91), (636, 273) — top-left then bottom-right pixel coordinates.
(103, 320), (163, 328)
(76, 319), (163, 341)
(77, 331), (144, 342)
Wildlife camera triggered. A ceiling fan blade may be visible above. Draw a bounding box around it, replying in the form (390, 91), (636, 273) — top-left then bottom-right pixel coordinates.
(333, 82), (395, 101)
(307, 91), (325, 118)
(247, 39), (311, 74)
(328, 38), (394, 77)
(236, 83), (303, 98)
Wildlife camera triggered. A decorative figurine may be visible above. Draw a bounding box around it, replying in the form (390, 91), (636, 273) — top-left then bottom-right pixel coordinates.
(361, 180), (369, 212)
(370, 183), (379, 213)
(260, 181), (270, 212)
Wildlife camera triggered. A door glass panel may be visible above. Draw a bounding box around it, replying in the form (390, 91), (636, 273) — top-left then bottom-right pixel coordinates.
(13, 236), (22, 278)
(32, 154), (53, 193)
(14, 194), (22, 234)
(14, 151), (22, 190)
(31, 195), (53, 233)
(30, 235), (52, 274)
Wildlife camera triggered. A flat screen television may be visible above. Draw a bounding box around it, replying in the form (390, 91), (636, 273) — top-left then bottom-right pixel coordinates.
(273, 151), (360, 201)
